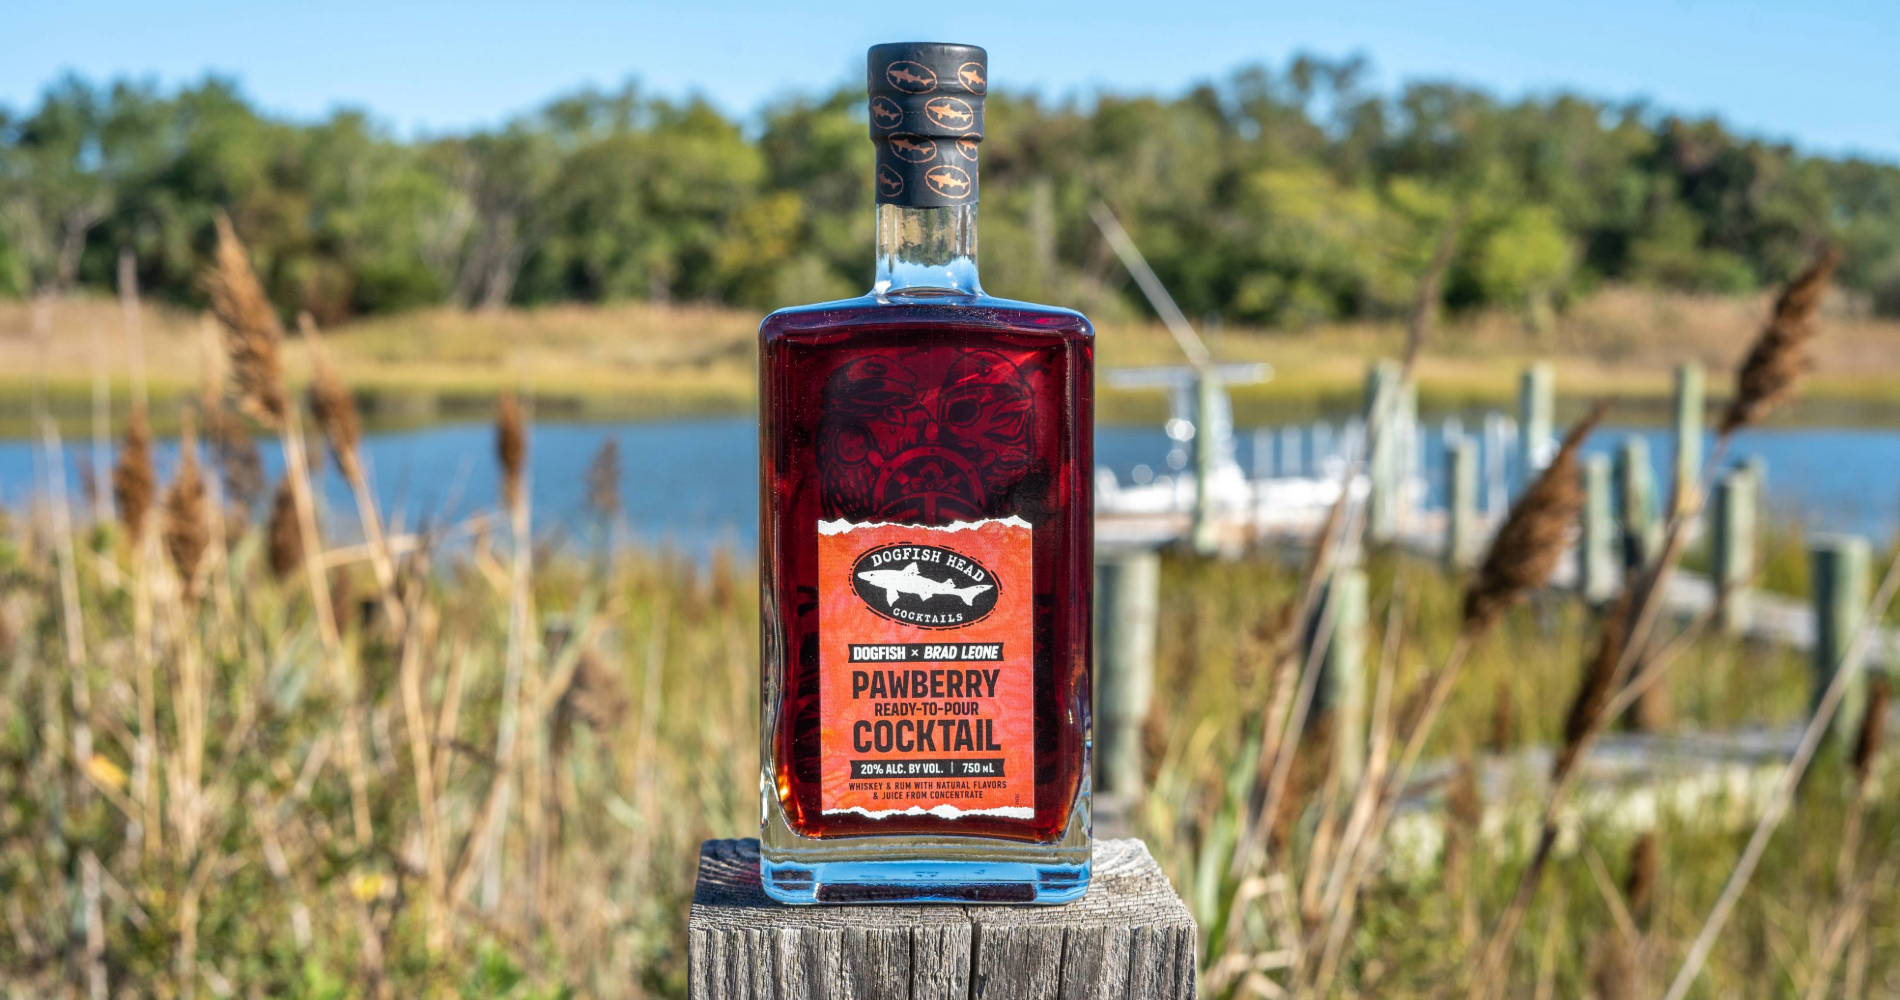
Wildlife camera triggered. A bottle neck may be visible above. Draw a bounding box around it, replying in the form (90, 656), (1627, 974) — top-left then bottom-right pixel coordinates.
(874, 203), (982, 298)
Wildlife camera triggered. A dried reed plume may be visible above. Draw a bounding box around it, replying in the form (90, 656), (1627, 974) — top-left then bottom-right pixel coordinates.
(1555, 588), (1633, 780)
(162, 413), (210, 598)
(204, 403), (265, 510)
(111, 406), (154, 541)
(586, 438), (621, 522)
(303, 312), (362, 479)
(1442, 756), (1483, 885)
(1625, 832), (1658, 929)
(1852, 676), (1890, 785)
(1720, 246), (1841, 435)
(558, 649), (630, 742)
(328, 570), (356, 639)
(266, 479), (302, 582)
(1488, 682), (1514, 754)
(1462, 402), (1608, 632)
(496, 393), (526, 513)
(203, 211), (288, 428)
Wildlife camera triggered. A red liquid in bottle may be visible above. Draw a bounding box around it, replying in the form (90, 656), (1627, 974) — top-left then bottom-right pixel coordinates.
(760, 297), (1093, 843)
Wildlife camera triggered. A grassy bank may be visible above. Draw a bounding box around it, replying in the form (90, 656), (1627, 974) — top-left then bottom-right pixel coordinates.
(1, 509), (1893, 997)
(5, 285), (1900, 433)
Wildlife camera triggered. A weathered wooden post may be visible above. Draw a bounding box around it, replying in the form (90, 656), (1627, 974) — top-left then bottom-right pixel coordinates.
(1279, 424), (1302, 477)
(1445, 437), (1480, 571)
(1365, 360), (1402, 543)
(1711, 464), (1758, 633)
(690, 839), (1197, 999)
(1579, 453), (1617, 603)
(1673, 361), (1705, 513)
(1743, 454), (1769, 518)
(1095, 548), (1160, 801)
(1397, 379), (1419, 532)
(1614, 436), (1659, 573)
(1483, 412), (1512, 516)
(1518, 362), (1554, 487)
(1191, 372), (1221, 557)
(1811, 535), (1871, 743)
(1305, 568), (1368, 789)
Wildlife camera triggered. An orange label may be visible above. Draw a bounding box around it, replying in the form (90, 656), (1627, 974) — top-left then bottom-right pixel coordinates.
(816, 516), (1034, 820)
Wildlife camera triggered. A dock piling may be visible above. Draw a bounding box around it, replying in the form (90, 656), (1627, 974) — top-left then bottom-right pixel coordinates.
(1712, 464), (1759, 633)
(1614, 436), (1659, 574)
(1446, 437), (1480, 571)
(1307, 568), (1368, 789)
(1191, 372), (1221, 556)
(1580, 453), (1617, 603)
(1095, 549), (1161, 798)
(1673, 362), (1705, 514)
(1365, 360), (1404, 543)
(1811, 534), (1872, 744)
(1518, 362), (1555, 488)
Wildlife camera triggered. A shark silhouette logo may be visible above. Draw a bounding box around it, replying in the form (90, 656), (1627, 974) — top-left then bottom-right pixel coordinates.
(887, 133), (937, 163)
(924, 97), (975, 132)
(956, 62), (987, 94)
(876, 164), (905, 198)
(956, 138), (979, 161)
(885, 60), (937, 94)
(924, 165), (972, 199)
(849, 543), (1000, 628)
(870, 96), (904, 128)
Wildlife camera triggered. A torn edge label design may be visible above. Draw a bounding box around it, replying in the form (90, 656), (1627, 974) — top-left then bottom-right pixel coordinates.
(816, 516), (1034, 819)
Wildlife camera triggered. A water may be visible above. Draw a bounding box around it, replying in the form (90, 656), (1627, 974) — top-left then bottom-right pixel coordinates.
(4, 417), (1898, 555)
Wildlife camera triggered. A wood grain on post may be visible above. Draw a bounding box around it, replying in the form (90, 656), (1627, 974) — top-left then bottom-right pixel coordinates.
(689, 839), (1196, 1000)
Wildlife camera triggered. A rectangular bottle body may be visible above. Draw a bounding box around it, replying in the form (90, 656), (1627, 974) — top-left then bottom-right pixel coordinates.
(758, 296), (1093, 903)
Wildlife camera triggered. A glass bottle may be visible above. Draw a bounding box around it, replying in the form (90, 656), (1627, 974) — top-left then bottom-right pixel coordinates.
(757, 42), (1094, 904)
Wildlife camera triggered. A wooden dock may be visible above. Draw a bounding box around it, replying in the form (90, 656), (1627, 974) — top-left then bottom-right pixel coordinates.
(1097, 507), (1900, 672)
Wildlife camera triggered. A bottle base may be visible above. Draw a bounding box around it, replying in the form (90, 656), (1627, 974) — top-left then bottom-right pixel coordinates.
(760, 855), (1090, 905)
(758, 776), (1093, 905)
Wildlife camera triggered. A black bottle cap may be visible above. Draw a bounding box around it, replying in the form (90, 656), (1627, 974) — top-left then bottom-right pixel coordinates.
(867, 42), (986, 207)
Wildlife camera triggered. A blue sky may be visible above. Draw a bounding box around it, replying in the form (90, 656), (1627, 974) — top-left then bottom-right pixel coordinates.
(5, 1), (1896, 160)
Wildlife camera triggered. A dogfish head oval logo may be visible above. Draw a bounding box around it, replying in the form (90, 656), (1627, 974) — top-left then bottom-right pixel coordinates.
(869, 96), (905, 129)
(884, 60), (937, 94)
(924, 96), (976, 132)
(955, 137), (980, 161)
(876, 163), (905, 198)
(850, 542), (1000, 629)
(956, 62), (987, 94)
(887, 133), (937, 163)
(924, 164), (973, 199)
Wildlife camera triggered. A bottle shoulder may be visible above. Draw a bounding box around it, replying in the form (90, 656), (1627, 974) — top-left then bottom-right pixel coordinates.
(760, 293), (1093, 343)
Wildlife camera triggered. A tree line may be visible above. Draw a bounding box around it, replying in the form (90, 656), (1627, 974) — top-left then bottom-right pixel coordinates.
(4, 55), (1898, 328)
